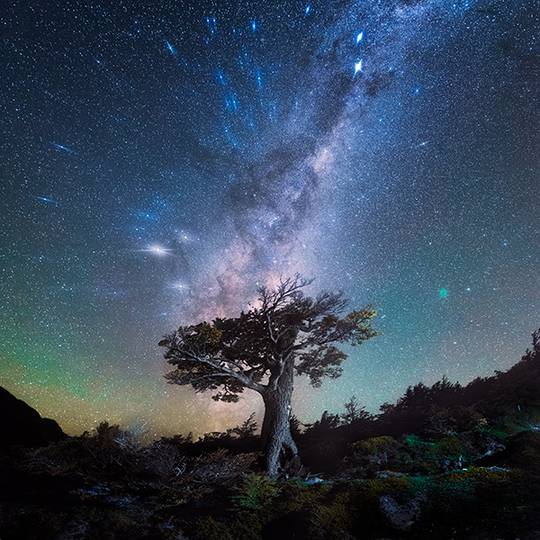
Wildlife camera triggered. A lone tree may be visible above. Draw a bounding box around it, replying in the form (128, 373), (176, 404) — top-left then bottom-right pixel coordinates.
(160, 275), (377, 477)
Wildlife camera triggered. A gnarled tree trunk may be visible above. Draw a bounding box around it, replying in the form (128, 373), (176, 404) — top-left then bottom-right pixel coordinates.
(260, 360), (299, 478)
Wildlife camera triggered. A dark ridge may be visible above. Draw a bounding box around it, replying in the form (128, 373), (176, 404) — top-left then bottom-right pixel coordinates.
(0, 386), (66, 448)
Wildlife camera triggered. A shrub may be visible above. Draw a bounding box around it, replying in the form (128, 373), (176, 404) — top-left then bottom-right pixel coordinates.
(350, 436), (401, 472)
(232, 474), (279, 510)
(140, 440), (186, 478)
(190, 449), (257, 482)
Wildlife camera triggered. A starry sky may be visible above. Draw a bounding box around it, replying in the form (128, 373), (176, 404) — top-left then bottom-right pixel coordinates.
(1, 0), (539, 438)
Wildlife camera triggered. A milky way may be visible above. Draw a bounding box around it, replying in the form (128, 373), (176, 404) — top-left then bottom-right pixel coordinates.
(1, 0), (538, 437)
(184, 0), (478, 318)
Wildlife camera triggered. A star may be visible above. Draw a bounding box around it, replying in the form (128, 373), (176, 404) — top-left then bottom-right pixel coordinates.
(164, 40), (176, 56)
(170, 281), (188, 291)
(36, 195), (59, 205)
(143, 245), (172, 256)
(51, 142), (77, 155)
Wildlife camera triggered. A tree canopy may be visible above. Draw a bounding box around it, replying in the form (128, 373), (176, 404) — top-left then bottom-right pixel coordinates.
(160, 275), (378, 401)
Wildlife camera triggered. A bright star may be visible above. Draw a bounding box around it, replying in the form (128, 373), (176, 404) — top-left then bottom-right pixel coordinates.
(216, 69), (226, 86)
(36, 195), (59, 205)
(255, 68), (263, 89)
(224, 94), (239, 112)
(51, 142), (77, 155)
(164, 40), (176, 56)
(354, 60), (363, 75)
(206, 16), (217, 34)
(144, 244), (172, 256)
(136, 210), (159, 221)
(170, 281), (188, 291)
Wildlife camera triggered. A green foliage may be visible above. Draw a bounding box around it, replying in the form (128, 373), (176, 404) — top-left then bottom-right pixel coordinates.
(403, 434), (433, 449)
(274, 479), (330, 513)
(474, 422), (511, 441)
(404, 435), (468, 473)
(350, 436), (401, 472)
(345, 307), (379, 345)
(407, 474), (436, 495)
(417, 466), (514, 525)
(353, 435), (399, 454)
(308, 491), (354, 540)
(359, 477), (413, 503)
(435, 435), (465, 457)
(162, 275), (378, 405)
(232, 473), (280, 510)
(349, 433), (473, 476)
(184, 322), (223, 351)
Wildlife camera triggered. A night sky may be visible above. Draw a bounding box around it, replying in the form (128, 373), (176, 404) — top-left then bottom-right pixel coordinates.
(1, 0), (539, 438)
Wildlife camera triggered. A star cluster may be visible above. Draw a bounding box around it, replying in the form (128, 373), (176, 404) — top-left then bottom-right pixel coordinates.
(1, 0), (538, 437)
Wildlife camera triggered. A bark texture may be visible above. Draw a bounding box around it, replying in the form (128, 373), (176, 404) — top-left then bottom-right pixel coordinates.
(260, 360), (299, 478)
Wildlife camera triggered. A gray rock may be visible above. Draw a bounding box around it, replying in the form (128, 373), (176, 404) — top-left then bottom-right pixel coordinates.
(480, 439), (505, 459)
(305, 476), (325, 485)
(375, 470), (407, 479)
(379, 494), (422, 531)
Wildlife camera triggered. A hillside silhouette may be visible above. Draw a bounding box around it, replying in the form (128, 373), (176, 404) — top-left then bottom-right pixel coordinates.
(0, 386), (65, 448)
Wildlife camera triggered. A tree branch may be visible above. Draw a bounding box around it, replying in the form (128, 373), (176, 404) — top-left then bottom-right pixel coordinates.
(179, 347), (266, 393)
